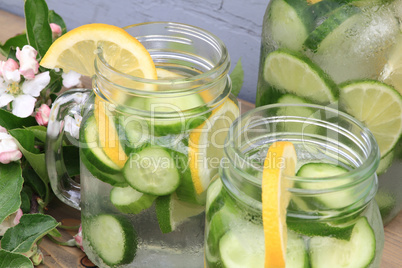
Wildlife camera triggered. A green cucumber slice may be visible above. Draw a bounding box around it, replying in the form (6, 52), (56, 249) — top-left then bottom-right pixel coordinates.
(218, 224), (309, 268)
(304, 4), (361, 52)
(263, 49), (338, 104)
(171, 150), (206, 205)
(128, 94), (210, 136)
(80, 115), (121, 174)
(296, 163), (354, 209)
(309, 217), (376, 268)
(155, 193), (204, 233)
(266, 0), (313, 51)
(375, 189), (396, 218)
(117, 115), (150, 155)
(287, 219), (354, 240)
(80, 149), (127, 187)
(123, 146), (180, 196)
(84, 214), (137, 266)
(205, 178), (226, 221)
(110, 186), (156, 214)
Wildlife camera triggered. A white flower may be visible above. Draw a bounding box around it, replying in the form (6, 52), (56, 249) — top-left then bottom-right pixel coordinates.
(0, 126), (22, 164)
(64, 114), (82, 139)
(16, 45), (39, 79)
(0, 71), (51, 118)
(62, 70), (82, 88)
(50, 23), (62, 40)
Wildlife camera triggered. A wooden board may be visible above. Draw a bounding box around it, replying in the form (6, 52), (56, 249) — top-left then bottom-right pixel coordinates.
(1, 8), (402, 267)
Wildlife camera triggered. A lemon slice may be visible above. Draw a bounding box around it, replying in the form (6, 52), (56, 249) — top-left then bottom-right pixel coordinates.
(262, 141), (297, 268)
(188, 98), (239, 194)
(40, 23), (157, 79)
(94, 96), (127, 169)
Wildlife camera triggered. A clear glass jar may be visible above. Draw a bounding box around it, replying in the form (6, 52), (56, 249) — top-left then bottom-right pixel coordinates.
(204, 104), (384, 268)
(46, 22), (239, 267)
(255, 0), (402, 225)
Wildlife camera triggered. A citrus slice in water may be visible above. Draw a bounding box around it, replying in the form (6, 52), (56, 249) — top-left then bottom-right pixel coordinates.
(188, 98), (239, 194)
(339, 80), (402, 157)
(40, 23), (157, 79)
(262, 141), (297, 268)
(155, 193), (204, 233)
(263, 49), (338, 104)
(94, 96), (127, 169)
(380, 35), (402, 95)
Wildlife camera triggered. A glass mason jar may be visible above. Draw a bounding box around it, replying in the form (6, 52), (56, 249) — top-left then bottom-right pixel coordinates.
(204, 104), (384, 268)
(46, 22), (239, 268)
(255, 0), (402, 225)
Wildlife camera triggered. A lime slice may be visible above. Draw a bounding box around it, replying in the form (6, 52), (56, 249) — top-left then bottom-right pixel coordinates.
(263, 49), (338, 104)
(380, 34), (402, 95)
(339, 80), (402, 157)
(155, 194), (204, 233)
(266, 0), (313, 51)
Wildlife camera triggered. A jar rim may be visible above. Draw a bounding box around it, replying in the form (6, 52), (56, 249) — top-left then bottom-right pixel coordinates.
(224, 103), (380, 191)
(95, 21), (230, 95)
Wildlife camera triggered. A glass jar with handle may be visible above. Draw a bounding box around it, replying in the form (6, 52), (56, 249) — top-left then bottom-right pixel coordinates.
(46, 22), (239, 268)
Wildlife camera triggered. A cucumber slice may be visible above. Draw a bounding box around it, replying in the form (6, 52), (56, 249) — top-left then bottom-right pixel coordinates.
(155, 193), (204, 233)
(304, 4), (361, 52)
(123, 146), (180, 196)
(266, 0), (313, 51)
(80, 115), (122, 174)
(110, 186), (156, 214)
(172, 150), (206, 205)
(117, 115), (150, 155)
(309, 217), (376, 268)
(296, 163), (354, 209)
(263, 49), (338, 104)
(218, 224), (309, 268)
(85, 214), (137, 266)
(128, 94), (210, 136)
(205, 178), (226, 221)
(80, 149), (128, 187)
(219, 223), (265, 268)
(375, 189), (396, 218)
(286, 231), (310, 268)
(287, 219), (354, 240)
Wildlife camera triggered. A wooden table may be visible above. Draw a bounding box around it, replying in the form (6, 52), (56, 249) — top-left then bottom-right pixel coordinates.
(1, 9), (402, 267)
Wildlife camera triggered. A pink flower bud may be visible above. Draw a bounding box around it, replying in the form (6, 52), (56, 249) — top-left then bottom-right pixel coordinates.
(0, 129), (23, 164)
(74, 225), (84, 251)
(16, 45), (39, 79)
(13, 208), (23, 225)
(50, 23), (62, 38)
(0, 58), (19, 77)
(35, 104), (51, 126)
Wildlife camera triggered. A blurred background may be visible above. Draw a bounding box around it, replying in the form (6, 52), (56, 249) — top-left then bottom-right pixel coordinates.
(0, 0), (268, 103)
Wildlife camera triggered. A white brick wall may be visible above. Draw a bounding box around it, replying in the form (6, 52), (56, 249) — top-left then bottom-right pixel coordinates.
(0, 0), (268, 103)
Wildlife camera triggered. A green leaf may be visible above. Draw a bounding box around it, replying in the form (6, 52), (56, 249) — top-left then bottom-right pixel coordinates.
(20, 190), (31, 214)
(0, 109), (36, 130)
(22, 167), (47, 199)
(0, 250), (33, 268)
(9, 129), (49, 185)
(25, 126), (47, 143)
(0, 163), (23, 224)
(63, 145), (80, 176)
(230, 59), (244, 97)
(0, 34), (28, 57)
(1, 214), (59, 253)
(48, 10), (67, 34)
(24, 0), (53, 58)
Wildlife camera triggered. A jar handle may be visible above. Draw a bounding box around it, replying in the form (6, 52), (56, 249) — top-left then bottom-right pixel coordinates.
(45, 88), (92, 210)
